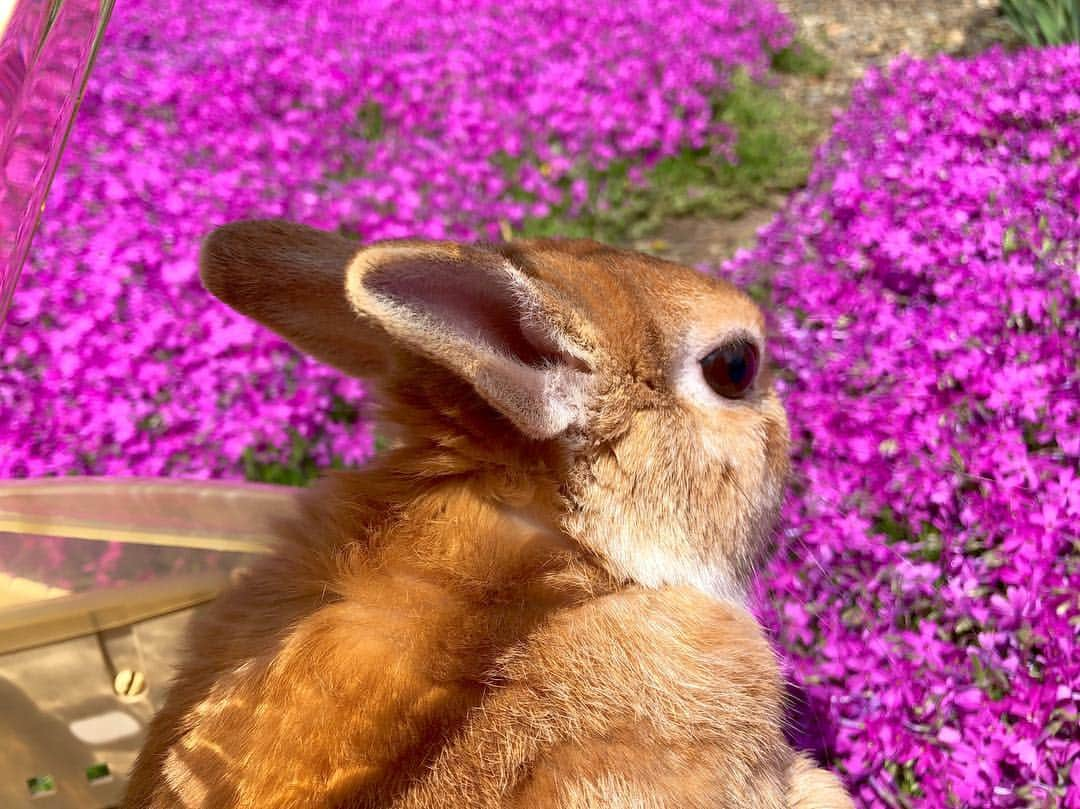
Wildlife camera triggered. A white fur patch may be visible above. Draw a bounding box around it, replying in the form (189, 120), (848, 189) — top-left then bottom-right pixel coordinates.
(606, 528), (747, 605)
(164, 748), (209, 808)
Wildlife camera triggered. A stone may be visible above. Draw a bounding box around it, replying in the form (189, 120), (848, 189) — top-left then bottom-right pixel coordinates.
(946, 29), (966, 50)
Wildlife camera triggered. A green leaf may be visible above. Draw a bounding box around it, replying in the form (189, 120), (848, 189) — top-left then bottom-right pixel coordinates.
(86, 763), (112, 784)
(356, 101), (385, 141)
(1002, 226), (1018, 256)
(27, 775), (56, 797)
(999, 0), (1080, 45)
(771, 39), (830, 78)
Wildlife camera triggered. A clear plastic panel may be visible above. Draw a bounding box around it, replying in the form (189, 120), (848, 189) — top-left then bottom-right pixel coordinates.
(0, 5), (304, 803)
(0, 0), (115, 327)
(0, 478), (297, 805)
(0, 477), (296, 652)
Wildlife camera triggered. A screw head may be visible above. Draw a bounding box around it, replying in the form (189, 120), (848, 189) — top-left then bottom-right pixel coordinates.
(113, 669), (146, 698)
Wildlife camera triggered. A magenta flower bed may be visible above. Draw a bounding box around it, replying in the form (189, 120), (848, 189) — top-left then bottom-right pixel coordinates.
(0, 0), (791, 479)
(734, 47), (1080, 806)
(2, 0), (1078, 803)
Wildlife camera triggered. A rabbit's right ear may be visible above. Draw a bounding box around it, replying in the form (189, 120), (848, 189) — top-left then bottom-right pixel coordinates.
(200, 220), (388, 378)
(345, 241), (596, 440)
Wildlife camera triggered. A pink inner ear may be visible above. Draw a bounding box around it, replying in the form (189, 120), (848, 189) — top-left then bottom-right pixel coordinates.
(365, 256), (565, 369)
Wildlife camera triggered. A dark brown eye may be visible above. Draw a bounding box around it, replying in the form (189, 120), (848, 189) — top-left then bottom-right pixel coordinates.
(700, 340), (759, 399)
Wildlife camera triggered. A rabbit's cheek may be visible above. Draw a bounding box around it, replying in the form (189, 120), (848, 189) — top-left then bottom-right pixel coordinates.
(697, 408), (765, 466)
(762, 400), (792, 486)
(564, 409), (778, 600)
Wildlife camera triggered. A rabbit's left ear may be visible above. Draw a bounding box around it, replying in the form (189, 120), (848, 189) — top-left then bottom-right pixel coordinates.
(346, 242), (595, 439)
(200, 220), (390, 379)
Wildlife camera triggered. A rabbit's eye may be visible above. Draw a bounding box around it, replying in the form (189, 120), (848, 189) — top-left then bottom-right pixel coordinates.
(700, 340), (759, 399)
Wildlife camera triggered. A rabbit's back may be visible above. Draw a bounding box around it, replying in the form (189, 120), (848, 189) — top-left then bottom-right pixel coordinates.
(399, 585), (793, 809)
(125, 470), (617, 808)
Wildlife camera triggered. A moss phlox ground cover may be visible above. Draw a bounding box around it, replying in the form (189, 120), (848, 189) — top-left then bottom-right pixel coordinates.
(734, 46), (1079, 808)
(1, 0), (1077, 804)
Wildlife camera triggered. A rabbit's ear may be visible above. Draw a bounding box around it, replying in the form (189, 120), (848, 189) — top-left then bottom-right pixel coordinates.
(346, 242), (595, 440)
(200, 220), (387, 378)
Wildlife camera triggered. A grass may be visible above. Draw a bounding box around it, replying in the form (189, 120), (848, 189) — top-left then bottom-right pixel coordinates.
(511, 70), (821, 245)
(771, 38), (831, 79)
(243, 432), (323, 486)
(1000, 0), (1080, 46)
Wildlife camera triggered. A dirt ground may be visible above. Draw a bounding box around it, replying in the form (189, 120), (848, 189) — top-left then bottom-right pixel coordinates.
(642, 0), (1022, 269)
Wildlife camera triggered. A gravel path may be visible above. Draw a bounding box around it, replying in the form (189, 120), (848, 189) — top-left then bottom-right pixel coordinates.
(774, 0), (1018, 127)
(643, 0), (1022, 269)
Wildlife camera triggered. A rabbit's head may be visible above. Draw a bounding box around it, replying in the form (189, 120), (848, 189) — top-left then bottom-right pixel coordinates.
(202, 222), (789, 601)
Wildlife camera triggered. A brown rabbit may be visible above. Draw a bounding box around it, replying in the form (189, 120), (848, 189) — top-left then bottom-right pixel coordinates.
(124, 221), (852, 809)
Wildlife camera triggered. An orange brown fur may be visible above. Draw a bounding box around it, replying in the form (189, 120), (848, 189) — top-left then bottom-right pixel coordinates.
(124, 223), (852, 808)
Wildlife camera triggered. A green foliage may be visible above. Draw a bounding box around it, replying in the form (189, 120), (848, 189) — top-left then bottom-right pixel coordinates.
(1000, 0), (1080, 45)
(85, 763), (111, 784)
(873, 507), (912, 544)
(327, 393), (360, 426)
(883, 759), (924, 802)
(873, 508), (943, 563)
(26, 774), (56, 797)
(355, 101), (386, 141)
(243, 398), (381, 486)
(513, 71), (818, 244)
(243, 431), (323, 486)
(971, 656), (1012, 700)
(712, 73), (817, 197)
(771, 39), (830, 78)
